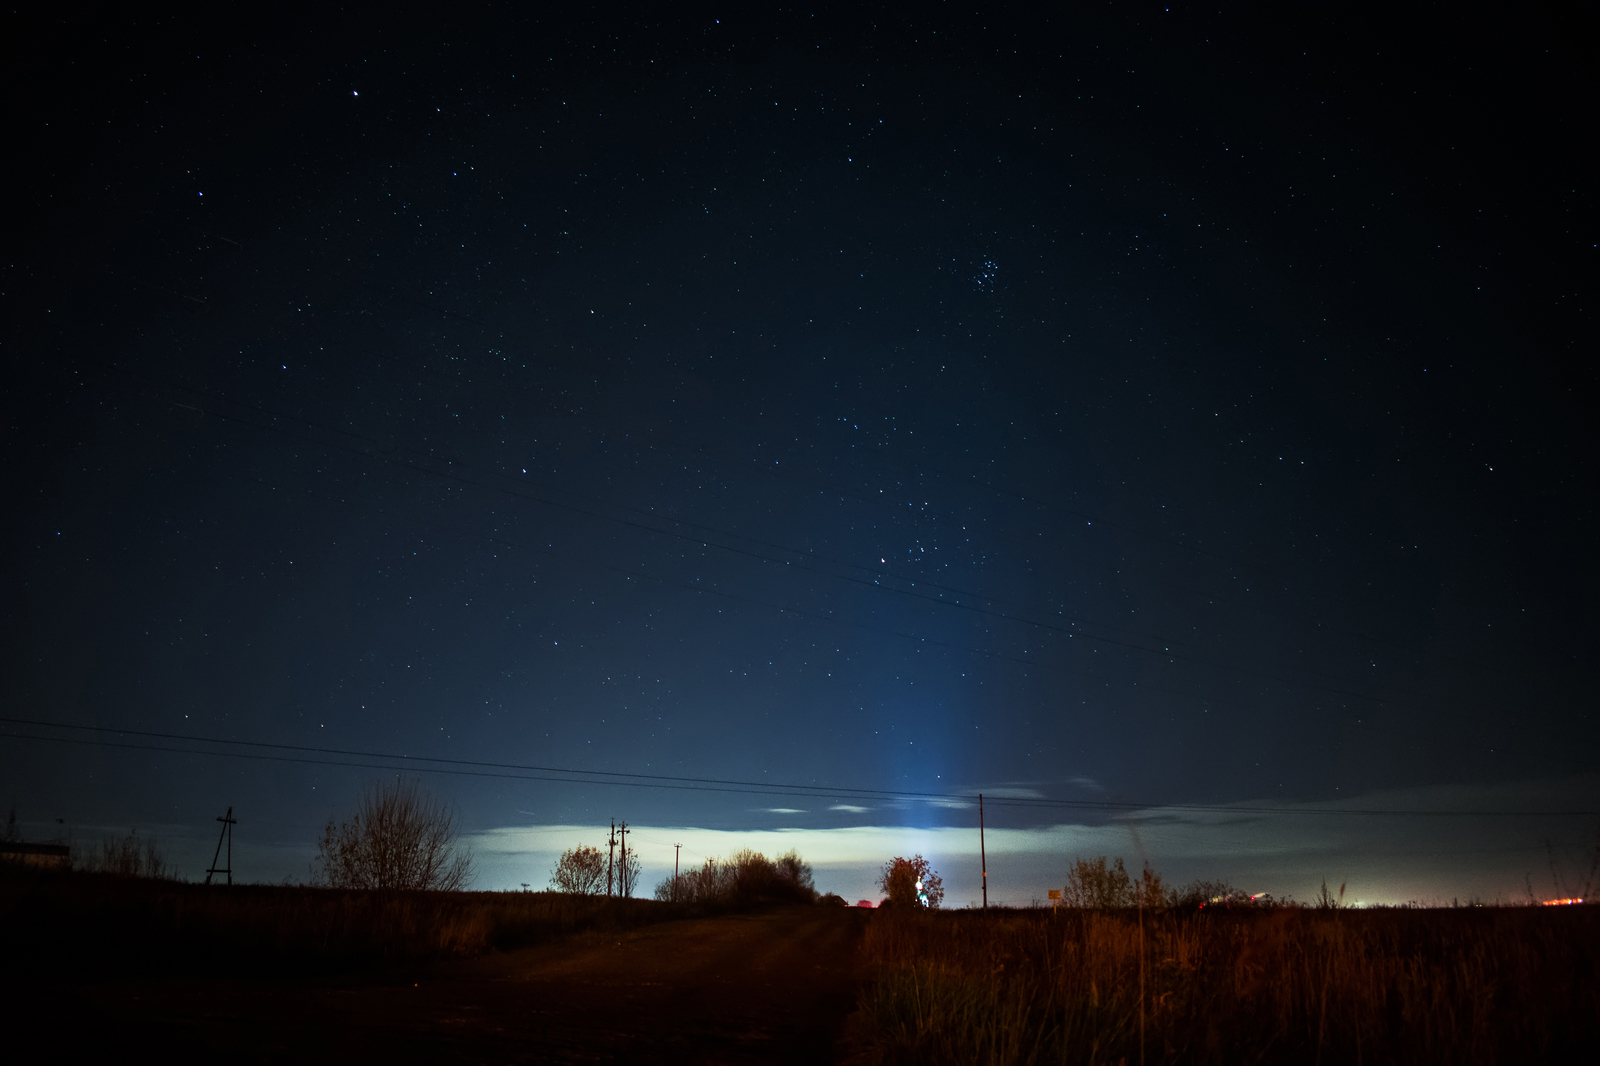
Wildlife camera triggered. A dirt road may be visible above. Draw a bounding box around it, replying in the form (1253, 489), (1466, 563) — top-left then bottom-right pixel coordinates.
(22, 906), (869, 1064)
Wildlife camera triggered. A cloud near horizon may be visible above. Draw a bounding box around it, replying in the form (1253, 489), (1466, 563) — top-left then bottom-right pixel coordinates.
(464, 775), (1600, 906)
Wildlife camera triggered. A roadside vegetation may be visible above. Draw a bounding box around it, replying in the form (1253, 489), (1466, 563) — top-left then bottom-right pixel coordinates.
(653, 847), (816, 905)
(0, 860), (698, 976)
(852, 856), (1600, 1065)
(313, 778), (472, 892)
(75, 828), (175, 880)
(1, 783), (832, 979)
(3, 782), (679, 976)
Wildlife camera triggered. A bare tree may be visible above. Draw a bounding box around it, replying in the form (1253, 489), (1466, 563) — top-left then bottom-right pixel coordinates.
(616, 848), (641, 897)
(313, 778), (473, 891)
(550, 843), (607, 894)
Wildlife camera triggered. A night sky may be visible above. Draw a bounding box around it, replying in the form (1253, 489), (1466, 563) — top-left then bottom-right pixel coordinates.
(3, 4), (1595, 903)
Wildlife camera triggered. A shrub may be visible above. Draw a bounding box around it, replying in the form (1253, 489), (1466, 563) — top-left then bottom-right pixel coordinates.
(1063, 856), (1172, 909)
(549, 844), (606, 894)
(652, 848), (815, 905)
(77, 830), (173, 879)
(312, 778), (472, 892)
(1063, 855), (1131, 908)
(1173, 878), (1248, 908)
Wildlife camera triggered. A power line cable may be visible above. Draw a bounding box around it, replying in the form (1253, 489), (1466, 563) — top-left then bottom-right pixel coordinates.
(2, 717), (1592, 818)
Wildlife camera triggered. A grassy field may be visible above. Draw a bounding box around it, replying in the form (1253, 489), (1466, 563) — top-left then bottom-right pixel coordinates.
(0, 862), (695, 975)
(852, 905), (1600, 1065)
(7, 862), (1597, 1062)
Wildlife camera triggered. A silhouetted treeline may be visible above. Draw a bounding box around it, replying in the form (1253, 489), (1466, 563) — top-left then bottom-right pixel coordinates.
(654, 848), (815, 906)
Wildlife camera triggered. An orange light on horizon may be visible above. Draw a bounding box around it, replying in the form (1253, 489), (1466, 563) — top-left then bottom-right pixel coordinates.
(1541, 898), (1584, 906)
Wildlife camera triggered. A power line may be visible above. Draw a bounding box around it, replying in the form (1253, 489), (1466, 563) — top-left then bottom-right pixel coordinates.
(2, 717), (1592, 819)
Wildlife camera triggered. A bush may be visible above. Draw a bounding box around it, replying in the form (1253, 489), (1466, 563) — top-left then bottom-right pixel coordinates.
(549, 844), (606, 894)
(313, 778), (472, 892)
(1170, 879), (1287, 909)
(1063, 855), (1171, 909)
(1063, 855), (1132, 908)
(77, 830), (173, 880)
(653, 848), (816, 905)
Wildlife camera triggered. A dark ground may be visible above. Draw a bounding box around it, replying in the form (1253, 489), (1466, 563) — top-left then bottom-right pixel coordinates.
(7, 906), (869, 1064)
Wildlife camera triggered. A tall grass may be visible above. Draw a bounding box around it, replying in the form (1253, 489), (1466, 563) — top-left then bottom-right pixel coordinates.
(0, 863), (693, 976)
(853, 906), (1600, 1064)
(75, 831), (174, 879)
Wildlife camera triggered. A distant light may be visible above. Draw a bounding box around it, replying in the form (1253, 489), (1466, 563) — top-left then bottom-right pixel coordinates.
(1543, 898), (1584, 906)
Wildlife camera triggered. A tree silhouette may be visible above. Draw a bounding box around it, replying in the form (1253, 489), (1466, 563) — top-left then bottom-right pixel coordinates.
(313, 778), (472, 891)
(550, 843), (607, 894)
(878, 854), (944, 908)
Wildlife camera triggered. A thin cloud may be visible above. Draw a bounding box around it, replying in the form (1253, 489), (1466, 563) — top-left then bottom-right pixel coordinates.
(829, 804), (870, 813)
(465, 775), (1600, 905)
(761, 808), (805, 814)
(1068, 777), (1105, 792)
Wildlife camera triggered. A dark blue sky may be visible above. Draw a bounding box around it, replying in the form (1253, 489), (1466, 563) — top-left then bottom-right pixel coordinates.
(3, 4), (1595, 892)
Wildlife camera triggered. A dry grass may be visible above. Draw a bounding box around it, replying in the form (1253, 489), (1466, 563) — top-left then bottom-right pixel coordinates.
(852, 905), (1600, 1064)
(75, 832), (174, 879)
(0, 863), (692, 976)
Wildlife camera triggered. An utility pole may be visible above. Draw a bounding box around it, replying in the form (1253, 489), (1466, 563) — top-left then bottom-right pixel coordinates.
(205, 807), (236, 886)
(607, 819), (617, 898)
(674, 843), (682, 902)
(618, 821), (630, 897)
(979, 793), (988, 911)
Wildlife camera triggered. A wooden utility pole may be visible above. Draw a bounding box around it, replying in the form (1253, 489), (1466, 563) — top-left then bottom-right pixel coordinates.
(979, 793), (988, 911)
(205, 807), (236, 886)
(673, 842), (682, 902)
(607, 819), (617, 897)
(618, 821), (630, 897)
